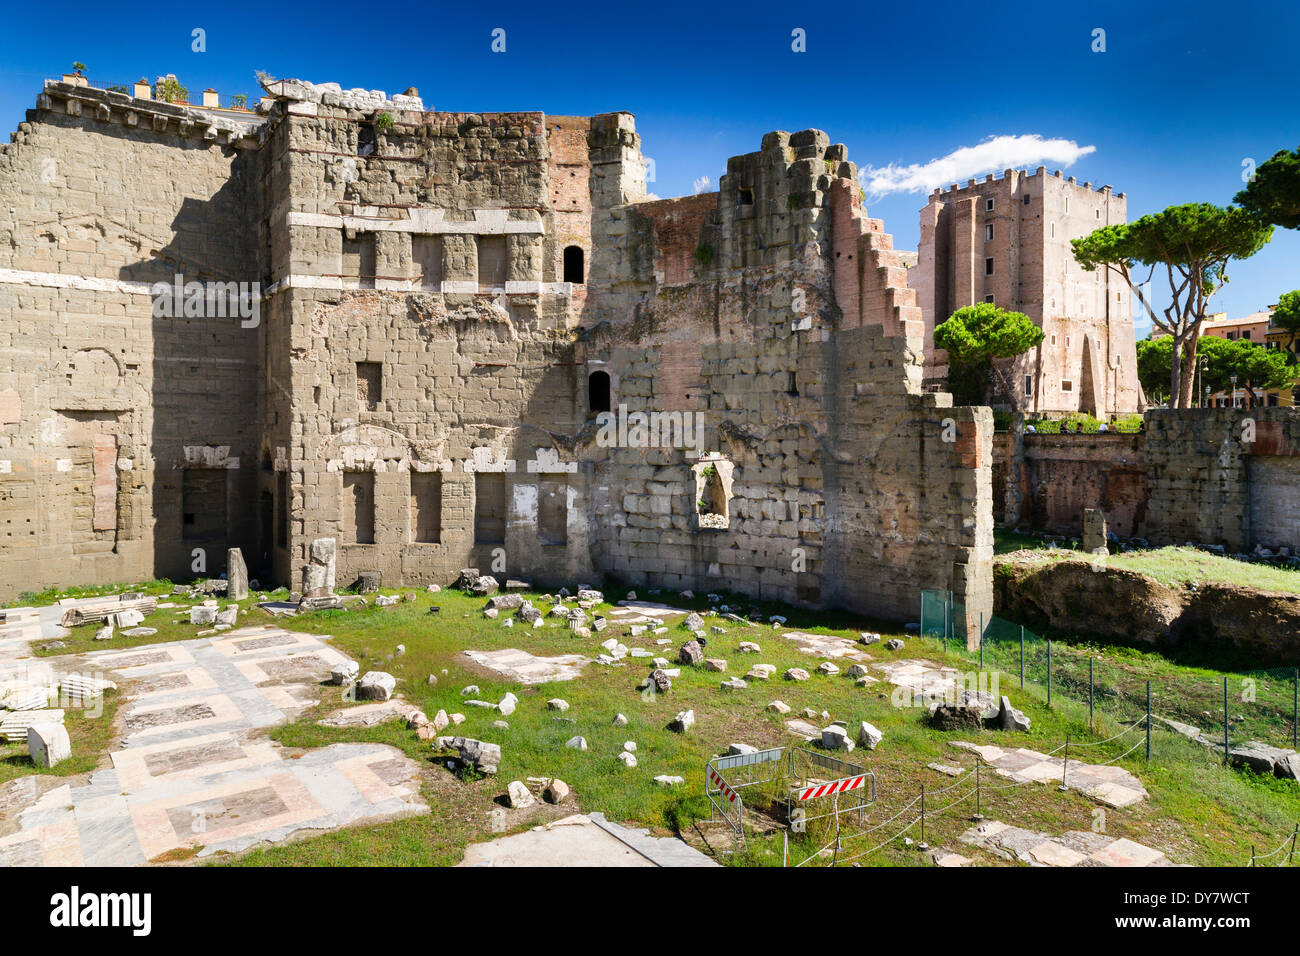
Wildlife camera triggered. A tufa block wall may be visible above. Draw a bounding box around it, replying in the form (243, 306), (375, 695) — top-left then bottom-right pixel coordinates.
(0, 78), (993, 629)
(0, 82), (261, 593)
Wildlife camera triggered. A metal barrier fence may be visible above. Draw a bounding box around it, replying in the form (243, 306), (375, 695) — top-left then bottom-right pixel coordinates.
(919, 589), (1300, 762)
(707, 745), (876, 854)
(786, 747), (874, 835)
(705, 746), (785, 846)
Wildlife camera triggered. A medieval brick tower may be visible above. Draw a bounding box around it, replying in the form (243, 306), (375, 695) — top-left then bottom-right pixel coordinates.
(910, 167), (1143, 416)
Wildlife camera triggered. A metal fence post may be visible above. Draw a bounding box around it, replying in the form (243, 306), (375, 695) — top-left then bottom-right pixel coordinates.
(1293, 668), (1298, 751)
(919, 783), (926, 848)
(948, 591), (954, 649)
(1059, 735), (1070, 792)
(1089, 657), (1095, 733)
(973, 762), (983, 821)
(942, 592), (949, 654)
(1019, 626), (1025, 690)
(1146, 681), (1152, 762)
(1047, 639), (1052, 706)
(1223, 677), (1230, 765)
(979, 612), (984, 671)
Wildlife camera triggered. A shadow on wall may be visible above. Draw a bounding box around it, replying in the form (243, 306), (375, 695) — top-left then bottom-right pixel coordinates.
(114, 146), (262, 585)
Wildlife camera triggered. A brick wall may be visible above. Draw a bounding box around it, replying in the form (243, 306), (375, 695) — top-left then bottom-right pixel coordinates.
(992, 431), (1147, 536)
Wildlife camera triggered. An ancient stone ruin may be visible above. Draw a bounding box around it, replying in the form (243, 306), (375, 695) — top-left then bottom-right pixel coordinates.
(0, 75), (993, 629)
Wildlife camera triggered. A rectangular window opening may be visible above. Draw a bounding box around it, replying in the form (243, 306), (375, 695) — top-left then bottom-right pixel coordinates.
(343, 472), (376, 545)
(182, 469), (227, 542)
(413, 235), (443, 290)
(410, 471), (442, 544)
(538, 478), (568, 546)
(474, 473), (507, 544)
(477, 236), (507, 291)
(357, 362), (382, 411)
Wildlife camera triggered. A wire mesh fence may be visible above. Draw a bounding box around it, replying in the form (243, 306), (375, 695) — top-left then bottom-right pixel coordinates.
(919, 589), (1300, 765)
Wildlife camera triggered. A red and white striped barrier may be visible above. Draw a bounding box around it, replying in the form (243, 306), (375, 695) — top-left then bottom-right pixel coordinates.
(793, 774), (869, 802)
(708, 766), (739, 804)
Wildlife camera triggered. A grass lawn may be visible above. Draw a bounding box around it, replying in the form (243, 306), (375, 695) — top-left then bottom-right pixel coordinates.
(18, 581), (1300, 867)
(995, 531), (1300, 596)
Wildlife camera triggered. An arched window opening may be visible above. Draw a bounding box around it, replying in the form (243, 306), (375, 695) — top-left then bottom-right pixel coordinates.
(563, 245), (585, 284)
(588, 370), (611, 414)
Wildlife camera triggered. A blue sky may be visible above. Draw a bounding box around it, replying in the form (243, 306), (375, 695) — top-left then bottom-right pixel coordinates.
(1, 0), (1297, 331)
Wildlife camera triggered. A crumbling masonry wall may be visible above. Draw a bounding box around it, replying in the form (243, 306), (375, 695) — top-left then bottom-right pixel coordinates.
(0, 82), (262, 595)
(1142, 408), (1300, 552)
(0, 76), (992, 627)
(575, 129), (992, 625)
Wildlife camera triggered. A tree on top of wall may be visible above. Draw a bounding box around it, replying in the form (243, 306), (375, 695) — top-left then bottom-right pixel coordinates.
(1271, 290), (1300, 358)
(1235, 147), (1300, 230)
(1072, 203), (1273, 408)
(1136, 334), (1296, 408)
(934, 302), (1044, 407)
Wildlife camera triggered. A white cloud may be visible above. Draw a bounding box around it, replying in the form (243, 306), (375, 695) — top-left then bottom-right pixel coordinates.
(859, 134), (1096, 199)
(692, 175), (712, 195)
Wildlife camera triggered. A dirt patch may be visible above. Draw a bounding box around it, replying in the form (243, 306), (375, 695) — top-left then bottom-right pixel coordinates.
(995, 554), (1300, 665)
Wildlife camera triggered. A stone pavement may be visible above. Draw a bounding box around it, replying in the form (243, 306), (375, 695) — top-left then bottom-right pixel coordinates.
(781, 631), (871, 663)
(959, 820), (1175, 867)
(0, 614), (428, 865)
(462, 647), (590, 684)
(949, 741), (1149, 809)
(459, 812), (718, 867)
(873, 658), (997, 708)
(605, 601), (691, 624)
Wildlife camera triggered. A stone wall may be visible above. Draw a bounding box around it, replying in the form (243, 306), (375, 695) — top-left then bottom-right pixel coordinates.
(991, 408), (1300, 552)
(992, 431), (1147, 537)
(1142, 408), (1300, 552)
(576, 129), (993, 629)
(0, 77), (995, 629)
(0, 82), (262, 595)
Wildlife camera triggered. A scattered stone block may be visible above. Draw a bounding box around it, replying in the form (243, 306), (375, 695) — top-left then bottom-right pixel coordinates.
(471, 576), (499, 596)
(784, 667), (810, 681)
(329, 662), (359, 685)
(857, 721), (883, 750)
(506, 780), (535, 809)
(27, 722), (71, 767)
(821, 725), (854, 751)
(670, 710), (694, 733)
(438, 736), (500, 774)
(929, 763), (965, 777)
(544, 779), (571, 803)
(997, 696), (1031, 732)
(357, 671), (396, 701)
